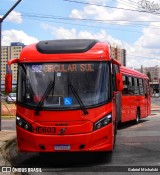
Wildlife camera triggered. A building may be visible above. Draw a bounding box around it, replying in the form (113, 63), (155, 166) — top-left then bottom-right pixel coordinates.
(136, 65), (160, 83)
(143, 66), (160, 83)
(110, 46), (126, 66)
(1, 42), (25, 90)
(136, 65), (160, 93)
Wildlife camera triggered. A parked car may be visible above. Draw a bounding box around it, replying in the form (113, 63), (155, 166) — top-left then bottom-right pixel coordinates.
(5, 93), (16, 103)
(0, 93), (6, 101)
(152, 93), (160, 98)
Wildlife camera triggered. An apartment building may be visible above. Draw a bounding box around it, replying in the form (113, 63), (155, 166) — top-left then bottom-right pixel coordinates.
(1, 42), (25, 84)
(110, 46), (126, 66)
(143, 66), (160, 83)
(136, 65), (160, 83)
(136, 65), (160, 93)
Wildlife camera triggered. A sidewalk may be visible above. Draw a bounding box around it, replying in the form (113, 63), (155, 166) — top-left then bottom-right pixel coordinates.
(0, 130), (16, 173)
(151, 104), (160, 111)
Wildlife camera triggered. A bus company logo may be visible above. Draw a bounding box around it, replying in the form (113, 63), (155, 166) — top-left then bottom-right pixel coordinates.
(138, 0), (160, 12)
(58, 128), (67, 135)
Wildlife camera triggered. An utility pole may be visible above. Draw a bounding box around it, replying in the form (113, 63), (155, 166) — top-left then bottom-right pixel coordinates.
(0, 0), (22, 131)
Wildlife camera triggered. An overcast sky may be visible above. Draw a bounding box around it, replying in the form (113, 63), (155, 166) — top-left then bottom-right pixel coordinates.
(1, 0), (160, 68)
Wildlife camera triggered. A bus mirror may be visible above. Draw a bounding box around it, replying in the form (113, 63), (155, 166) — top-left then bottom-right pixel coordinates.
(116, 73), (123, 91)
(5, 73), (12, 93)
(5, 60), (17, 93)
(5, 64), (12, 93)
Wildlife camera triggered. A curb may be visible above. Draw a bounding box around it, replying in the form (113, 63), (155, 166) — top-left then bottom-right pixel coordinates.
(151, 109), (160, 112)
(0, 131), (16, 175)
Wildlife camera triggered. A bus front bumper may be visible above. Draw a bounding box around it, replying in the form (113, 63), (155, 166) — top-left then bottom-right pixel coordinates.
(16, 124), (113, 152)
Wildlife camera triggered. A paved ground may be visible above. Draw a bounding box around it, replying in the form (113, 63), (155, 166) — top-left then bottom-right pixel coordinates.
(0, 98), (160, 174)
(0, 131), (16, 175)
(1, 119), (16, 131)
(6, 113), (160, 175)
(1, 101), (16, 116)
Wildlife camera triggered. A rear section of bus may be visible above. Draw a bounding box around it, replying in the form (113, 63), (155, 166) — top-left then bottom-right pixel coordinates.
(120, 66), (151, 123)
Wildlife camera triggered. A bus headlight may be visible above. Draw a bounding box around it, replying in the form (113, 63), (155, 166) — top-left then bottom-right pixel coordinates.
(16, 116), (32, 132)
(94, 114), (112, 131)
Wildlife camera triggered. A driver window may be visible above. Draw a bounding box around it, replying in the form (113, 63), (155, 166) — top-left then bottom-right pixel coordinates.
(112, 64), (119, 91)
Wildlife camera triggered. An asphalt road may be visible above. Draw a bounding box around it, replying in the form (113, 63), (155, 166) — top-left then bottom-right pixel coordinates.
(151, 97), (160, 106)
(6, 111), (160, 175)
(2, 98), (160, 174)
(1, 119), (16, 130)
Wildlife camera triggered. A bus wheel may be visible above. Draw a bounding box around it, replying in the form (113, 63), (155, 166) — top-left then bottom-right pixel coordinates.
(135, 109), (140, 124)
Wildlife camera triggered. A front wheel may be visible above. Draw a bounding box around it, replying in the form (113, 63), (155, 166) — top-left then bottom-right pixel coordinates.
(135, 109), (140, 124)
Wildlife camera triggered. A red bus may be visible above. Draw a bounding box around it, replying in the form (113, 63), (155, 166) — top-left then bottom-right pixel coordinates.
(121, 66), (151, 123)
(5, 39), (150, 153)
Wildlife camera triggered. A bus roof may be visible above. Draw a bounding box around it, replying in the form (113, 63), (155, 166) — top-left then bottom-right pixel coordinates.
(36, 39), (99, 54)
(19, 39), (111, 63)
(120, 66), (148, 79)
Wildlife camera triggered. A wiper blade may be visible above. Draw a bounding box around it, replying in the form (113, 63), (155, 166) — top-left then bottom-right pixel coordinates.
(68, 82), (88, 115)
(35, 81), (55, 116)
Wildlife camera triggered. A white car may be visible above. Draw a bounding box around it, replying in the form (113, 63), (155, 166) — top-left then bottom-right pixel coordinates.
(6, 93), (16, 103)
(153, 93), (159, 98)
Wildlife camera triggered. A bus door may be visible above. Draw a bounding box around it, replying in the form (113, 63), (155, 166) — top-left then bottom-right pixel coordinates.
(144, 79), (151, 116)
(112, 64), (122, 125)
(131, 77), (139, 120)
(121, 75), (132, 122)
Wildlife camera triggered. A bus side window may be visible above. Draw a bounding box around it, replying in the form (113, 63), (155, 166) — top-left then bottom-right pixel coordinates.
(139, 79), (144, 95)
(128, 77), (134, 94)
(112, 72), (116, 92)
(112, 64), (119, 92)
(122, 75), (128, 95)
(147, 80), (150, 95)
(133, 78), (139, 95)
(144, 79), (150, 96)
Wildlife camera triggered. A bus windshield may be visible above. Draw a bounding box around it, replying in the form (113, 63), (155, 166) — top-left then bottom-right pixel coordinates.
(17, 62), (111, 109)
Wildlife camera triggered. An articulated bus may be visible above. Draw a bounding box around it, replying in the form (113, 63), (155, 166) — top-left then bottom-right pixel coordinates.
(121, 67), (151, 124)
(5, 39), (150, 152)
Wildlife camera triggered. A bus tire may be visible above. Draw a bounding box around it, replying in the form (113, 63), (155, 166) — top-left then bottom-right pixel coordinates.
(135, 109), (140, 124)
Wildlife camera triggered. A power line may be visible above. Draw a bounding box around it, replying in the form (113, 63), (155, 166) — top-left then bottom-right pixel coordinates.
(63, 0), (160, 15)
(116, 0), (139, 7)
(0, 9), (145, 33)
(26, 17), (142, 33)
(111, 0), (138, 9)
(20, 14), (160, 31)
(1, 7), (160, 32)
(127, 54), (160, 60)
(1, 9), (160, 30)
(1, 9), (160, 23)
(19, 12), (160, 30)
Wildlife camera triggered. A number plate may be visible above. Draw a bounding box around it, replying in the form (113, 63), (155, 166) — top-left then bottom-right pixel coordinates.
(54, 144), (70, 150)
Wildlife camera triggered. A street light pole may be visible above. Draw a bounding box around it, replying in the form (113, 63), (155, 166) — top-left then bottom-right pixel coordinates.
(0, 19), (2, 131)
(0, 0), (22, 131)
